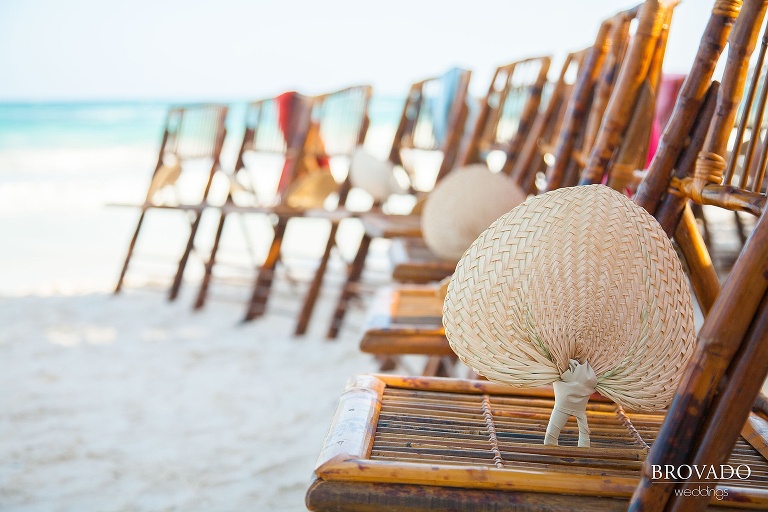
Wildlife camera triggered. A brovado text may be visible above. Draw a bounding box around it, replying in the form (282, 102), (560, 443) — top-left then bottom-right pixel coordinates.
(652, 464), (752, 481)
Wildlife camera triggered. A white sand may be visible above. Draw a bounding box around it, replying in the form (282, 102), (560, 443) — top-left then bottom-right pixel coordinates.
(0, 283), (381, 511)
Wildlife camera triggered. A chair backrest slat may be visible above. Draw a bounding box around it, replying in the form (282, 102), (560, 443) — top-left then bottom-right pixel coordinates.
(514, 50), (586, 194)
(388, 68), (472, 188)
(460, 56), (551, 175)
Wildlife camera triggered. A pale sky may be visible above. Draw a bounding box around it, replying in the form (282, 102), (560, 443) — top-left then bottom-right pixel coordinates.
(0, 0), (711, 101)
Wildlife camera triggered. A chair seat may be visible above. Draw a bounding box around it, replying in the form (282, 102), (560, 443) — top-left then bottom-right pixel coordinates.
(390, 238), (456, 283)
(360, 286), (451, 356)
(362, 213), (423, 238)
(307, 374), (768, 512)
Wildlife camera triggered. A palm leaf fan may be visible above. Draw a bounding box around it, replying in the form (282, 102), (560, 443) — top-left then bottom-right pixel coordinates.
(422, 164), (527, 261)
(443, 185), (695, 447)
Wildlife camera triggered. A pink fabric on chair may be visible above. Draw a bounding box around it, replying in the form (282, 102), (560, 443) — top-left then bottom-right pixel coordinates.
(646, 74), (686, 166)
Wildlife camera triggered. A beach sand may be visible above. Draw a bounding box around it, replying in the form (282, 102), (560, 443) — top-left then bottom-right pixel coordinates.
(0, 282), (382, 512)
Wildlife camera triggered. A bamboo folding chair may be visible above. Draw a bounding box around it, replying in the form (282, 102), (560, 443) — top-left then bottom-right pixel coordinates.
(113, 104), (228, 297)
(190, 91), (314, 309)
(325, 57), (558, 339)
(356, 2), (670, 374)
(190, 86), (372, 318)
(307, 2), (768, 510)
(280, 69), (472, 335)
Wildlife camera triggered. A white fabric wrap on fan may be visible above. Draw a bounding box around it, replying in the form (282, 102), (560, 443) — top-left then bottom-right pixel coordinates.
(348, 147), (406, 202)
(421, 164), (527, 261)
(545, 359), (597, 447)
(443, 185), (696, 448)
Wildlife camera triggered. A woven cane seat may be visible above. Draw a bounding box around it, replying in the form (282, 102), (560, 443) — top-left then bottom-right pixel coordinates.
(307, 375), (768, 511)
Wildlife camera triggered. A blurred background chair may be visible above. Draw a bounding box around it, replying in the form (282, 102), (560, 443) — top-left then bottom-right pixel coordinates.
(113, 104), (228, 297)
(191, 86), (372, 322)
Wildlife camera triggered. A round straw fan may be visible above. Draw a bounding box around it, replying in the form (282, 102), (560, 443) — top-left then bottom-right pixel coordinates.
(348, 148), (406, 202)
(422, 164), (527, 261)
(443, 185), (695, 447)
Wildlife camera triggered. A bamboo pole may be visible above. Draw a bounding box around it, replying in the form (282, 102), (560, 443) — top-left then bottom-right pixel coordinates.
(633, 0), (742, 214)
(580, 0), (667, 185)
(629, 164), (768, 511)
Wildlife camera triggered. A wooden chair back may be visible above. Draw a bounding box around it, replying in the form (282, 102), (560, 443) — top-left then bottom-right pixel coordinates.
(459, 55), (551, 175)
(388, 68), (472, 190)
(514, 50), (586, 195)
(308, 85), (373, 205)
(545, 2), (673, 192)
(145, 103), (228, 205)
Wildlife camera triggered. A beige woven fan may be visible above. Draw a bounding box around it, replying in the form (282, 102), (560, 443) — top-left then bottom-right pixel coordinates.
(443, 185), (695, 447)
(348, 148), (407, 202)
(422, 164), (528, 261)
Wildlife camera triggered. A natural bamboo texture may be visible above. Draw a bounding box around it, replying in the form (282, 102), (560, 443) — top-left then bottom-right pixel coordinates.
(514, 50), (586, 194)
(630, 1), (768, 509)
(307, 375), (768, 511)
(633, 0), (742, 214)
(360, 286), (452, 364)
(444, 185), (695, 412)
(579, 0), (671, 185)
(389, 237), (456, 284)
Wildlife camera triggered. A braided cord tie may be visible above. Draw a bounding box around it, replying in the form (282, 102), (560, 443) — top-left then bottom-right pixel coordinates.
(691, 151), (726, 203)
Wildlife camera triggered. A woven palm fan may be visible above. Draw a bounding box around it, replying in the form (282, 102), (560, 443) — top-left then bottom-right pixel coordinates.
(422, 164), (528, 261)
(348, 148), (407, 202)
(443, 185), (695, 448)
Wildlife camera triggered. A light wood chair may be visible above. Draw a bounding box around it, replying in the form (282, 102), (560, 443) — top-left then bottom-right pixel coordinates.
(113, 104), (228, 297)
(288, 68), (472, 335)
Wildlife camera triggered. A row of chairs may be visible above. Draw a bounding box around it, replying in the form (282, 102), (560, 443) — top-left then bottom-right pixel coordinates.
(113, 50), (581, 335)
(113, 72), (472, 330)
(305, 0), (768, 510)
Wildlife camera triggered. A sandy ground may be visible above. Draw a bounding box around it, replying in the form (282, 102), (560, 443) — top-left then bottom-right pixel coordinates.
(0, 282), (381, 512)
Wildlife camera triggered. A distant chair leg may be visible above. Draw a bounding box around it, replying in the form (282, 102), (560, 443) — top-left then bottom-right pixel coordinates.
(244, 216), (288, 321)
(168, 211), (203, 301)
(422, 356), (455, 377)
(326, 233), (372, 339)
(194, 211), (228, 310)
(115, 209), (147, 294)
(295, 221), (339, 336)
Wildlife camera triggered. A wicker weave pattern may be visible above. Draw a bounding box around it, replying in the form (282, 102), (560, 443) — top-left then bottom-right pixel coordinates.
(443, 185), (695, 412)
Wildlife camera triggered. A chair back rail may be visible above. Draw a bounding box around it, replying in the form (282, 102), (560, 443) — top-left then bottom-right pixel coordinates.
(388, 69), (472, 188)
(579, 0), (674, 186)
(515, 50), (586, 194)
(459, 56), (551, 175)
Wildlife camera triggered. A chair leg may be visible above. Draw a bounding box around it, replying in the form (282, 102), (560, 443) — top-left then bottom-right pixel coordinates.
(326, 232), (372, 339)
(115, 209), (147, 294)
(193, 211), (228, 310)
(244, 216), (288, 321)
(376, 355), (398, 371)
(295, 221), (339, 336)
(168, 211), (203, 301)
(675, 204), (721, 316)
(422, 356), (454, 377)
